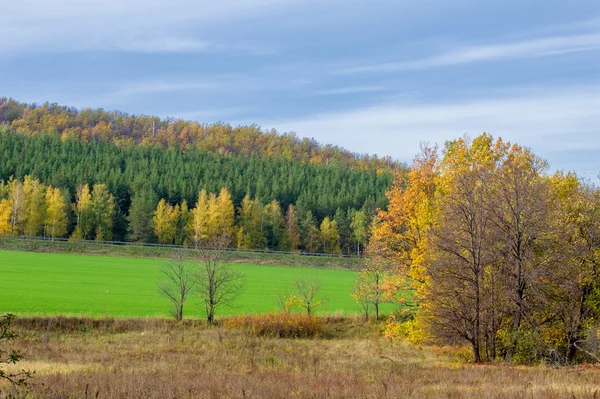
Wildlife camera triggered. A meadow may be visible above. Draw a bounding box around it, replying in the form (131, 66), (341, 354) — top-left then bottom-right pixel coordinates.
(0, 250), (367, 317)
(4, 318), (600, 399)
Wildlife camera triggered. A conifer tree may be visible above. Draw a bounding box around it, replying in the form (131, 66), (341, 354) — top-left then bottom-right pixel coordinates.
(127, 188), (158, 243)
(263, 200), (285, 250)
(238, 194), (266, 249)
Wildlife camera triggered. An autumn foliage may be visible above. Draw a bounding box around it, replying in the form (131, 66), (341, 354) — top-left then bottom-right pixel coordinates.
(368, 133), (600, 364)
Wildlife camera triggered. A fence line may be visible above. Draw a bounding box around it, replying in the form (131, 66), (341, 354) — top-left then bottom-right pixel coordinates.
(0, 234), (359, 259)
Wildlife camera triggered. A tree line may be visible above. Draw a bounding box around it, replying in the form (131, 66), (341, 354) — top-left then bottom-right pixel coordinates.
(0, 97), (398, 172)
(364, 133), (600, 364)
(0, 176), (372, 254)
(0, 127), (391, 252)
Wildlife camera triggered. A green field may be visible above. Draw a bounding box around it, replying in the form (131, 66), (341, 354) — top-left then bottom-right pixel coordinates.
(0, 250), (368, 318)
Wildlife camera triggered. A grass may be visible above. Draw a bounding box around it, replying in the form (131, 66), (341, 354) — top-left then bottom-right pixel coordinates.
(5, 317), (600, 399)
(0, 237), (362, 270)
(0, 250), (381, 318)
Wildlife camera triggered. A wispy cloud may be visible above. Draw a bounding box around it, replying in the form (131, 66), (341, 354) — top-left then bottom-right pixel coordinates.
(269, 85), (600, 178)
(112, 38), (213, 53)
(0, 0), (304, 56)
(311, 86), (388, 96)
(339, 33), (600, 74)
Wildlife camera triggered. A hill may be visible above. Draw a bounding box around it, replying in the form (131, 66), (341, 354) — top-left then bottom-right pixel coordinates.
(0, 98), (404, 253)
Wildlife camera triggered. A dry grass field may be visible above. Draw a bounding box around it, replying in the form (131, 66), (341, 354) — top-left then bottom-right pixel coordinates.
(2, 317), (600, 399)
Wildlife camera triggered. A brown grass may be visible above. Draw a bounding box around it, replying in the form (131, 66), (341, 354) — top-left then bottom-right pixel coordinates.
(223, 313), (323, 338)
(3, 317), (600, 398)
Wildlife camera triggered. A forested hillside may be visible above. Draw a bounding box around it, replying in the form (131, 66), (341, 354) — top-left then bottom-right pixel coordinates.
(0, 98), (396, 171)
(0, 99), (401, 253)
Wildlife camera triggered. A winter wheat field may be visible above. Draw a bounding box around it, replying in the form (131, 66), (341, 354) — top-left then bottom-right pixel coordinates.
(0, 250), (362, 317)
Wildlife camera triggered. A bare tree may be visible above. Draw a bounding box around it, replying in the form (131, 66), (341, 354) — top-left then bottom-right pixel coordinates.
(352, 253), (390, 321)
(196, 233), (244, 324)
(293, 276), (324, 316)
(158, 253), (196, 321)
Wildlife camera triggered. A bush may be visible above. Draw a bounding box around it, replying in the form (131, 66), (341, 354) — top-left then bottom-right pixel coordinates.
(223, 313), (323, 338)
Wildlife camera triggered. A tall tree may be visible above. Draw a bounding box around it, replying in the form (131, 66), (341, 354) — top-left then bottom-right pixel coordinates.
(425, 134), (505, 363)
(238, 195), (266, 249)
(350, 209), (369, 256)
(21, 175), (46, 236)
(548, 172), (600, 363)
(176, 200), (190, 245)
(284, 204), (300, 252)
(127, 188), (158, 242)
(0, 199), (11, 235)
(72, 184), (93, 240)
(263, 200), (285, 250)
(91, 184), (115, 241)
(487, 144), (554, 361)
(188, 190), (209, 248)
(44, 186), (68, 239)
(208, 188), (235, 245)
(320, 217), (341, 254)
(153, 199), (178, 244)
(7, 178), (24, 235)
(334, 208), (352, 255)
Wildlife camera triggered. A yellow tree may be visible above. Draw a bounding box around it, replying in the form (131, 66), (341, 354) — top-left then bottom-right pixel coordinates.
(21, 175), (46, 236)
(350, 209), (369, 255)
(487, 144), (554, 361)
(0, 199), (11, 235)
(320, 217), (341, 254)
(7, 178), (25, 235)
(367, 145), (438, 311)
(72, 184), (93, 239)
(548, 172), (600, 362)
(153, 199), (178, 244)
(211, 188), (235, 239)
(424, 134), (507, 362)
(187, 190), (209, 248)
(44, 186), (68, 239)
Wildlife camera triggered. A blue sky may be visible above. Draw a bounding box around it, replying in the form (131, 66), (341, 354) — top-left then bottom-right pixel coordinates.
(2, 0), (599, 178)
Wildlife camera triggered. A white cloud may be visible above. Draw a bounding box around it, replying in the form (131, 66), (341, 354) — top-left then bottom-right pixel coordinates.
(339, 33), (600, 74)
(0, 0), (311, 55)
(312, 86), (388, 96)
(112, 38), (213, 53)
(268, 85), (600, 178)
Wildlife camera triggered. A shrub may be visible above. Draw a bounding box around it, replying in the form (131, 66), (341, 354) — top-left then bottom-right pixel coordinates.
(383, 310), (426, 344)
(223, 313), (323, 338)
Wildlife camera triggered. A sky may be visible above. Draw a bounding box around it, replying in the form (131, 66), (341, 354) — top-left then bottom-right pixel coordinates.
(1, 0), (599, 178)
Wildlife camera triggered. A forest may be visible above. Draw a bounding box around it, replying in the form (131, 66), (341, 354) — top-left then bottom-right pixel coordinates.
(0, 98), (397, 253)
(0, 98), (397, 171)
